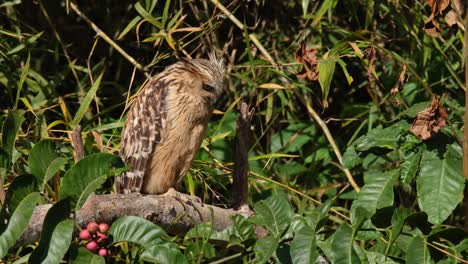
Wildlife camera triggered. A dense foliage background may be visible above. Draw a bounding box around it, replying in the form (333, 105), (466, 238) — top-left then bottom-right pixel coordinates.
(0, 0), (467, 263)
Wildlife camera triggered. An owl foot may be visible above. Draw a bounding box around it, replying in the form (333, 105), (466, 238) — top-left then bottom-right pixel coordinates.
(162, 188), (203, 207)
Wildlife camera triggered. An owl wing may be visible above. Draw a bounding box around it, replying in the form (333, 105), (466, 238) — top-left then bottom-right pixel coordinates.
(115, 78), (168, 193)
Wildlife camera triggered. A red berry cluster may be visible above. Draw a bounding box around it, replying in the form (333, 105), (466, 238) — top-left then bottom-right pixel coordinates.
(79, 221), (110, 257)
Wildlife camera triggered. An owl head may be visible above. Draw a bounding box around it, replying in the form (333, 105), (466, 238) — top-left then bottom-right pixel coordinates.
(181, 54), (225, 106)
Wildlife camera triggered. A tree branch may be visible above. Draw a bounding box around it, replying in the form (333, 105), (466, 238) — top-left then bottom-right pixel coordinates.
(17, 193), (243, 246)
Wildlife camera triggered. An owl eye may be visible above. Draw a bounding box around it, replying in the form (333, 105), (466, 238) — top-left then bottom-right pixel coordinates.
(203, 84), (215, 92)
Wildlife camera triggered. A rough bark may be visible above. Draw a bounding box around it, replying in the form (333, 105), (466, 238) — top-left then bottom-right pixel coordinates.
(17, 193), (243, 246)
(232, 102), (254, 211)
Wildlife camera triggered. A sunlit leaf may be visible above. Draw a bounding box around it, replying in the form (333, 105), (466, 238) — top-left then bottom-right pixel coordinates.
(417, 143), (464, 224)
(250, 193), (292, 237)
(109, 216), (169, 248)
(59, 153), (125, 210)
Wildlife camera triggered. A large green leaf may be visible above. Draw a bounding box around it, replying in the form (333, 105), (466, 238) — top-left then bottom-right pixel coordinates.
(1, 109), (24, 158)
(254, 235), (279, 264)
(71, 73), (103, 126)
(290, 225), (318, 264)
(59, 153), (125, 210)
(406, 236), (431, 263)
(352, 170), (399, 215)
(70, 247), (105, 264)
(109, 216), (168, 248)
(28, 140), (67, 191)
(0, 192), (42, 258)
(417, 144), (464, 224)
(250, 193), (292, 237)
(318, 56), (336, 104)
(141, 243), (188, 264)
(330, 224), (360, 264)
(30, 199), (74, 264)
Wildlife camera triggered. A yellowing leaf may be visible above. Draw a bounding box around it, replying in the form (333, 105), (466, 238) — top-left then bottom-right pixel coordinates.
(258, 83), (289, 89)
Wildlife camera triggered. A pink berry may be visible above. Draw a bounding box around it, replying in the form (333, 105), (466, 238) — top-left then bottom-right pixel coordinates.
(86, 241), (98, 251)
(87, 221), (99, 233)
(96, 232), (108, 243)
(98, 248), (107, 256)
(79, 229), (91, 240)
(98, 223), (109, 233)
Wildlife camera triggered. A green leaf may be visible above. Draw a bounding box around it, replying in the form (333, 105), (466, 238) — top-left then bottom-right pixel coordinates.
(141, 243), (188, 264)
(0, 174), (37, 222)
(70, 247), (105, 264)
(318, 57), (336, 104)
(351, 206), (370, 232)
(109, 216), (169, 248)
(406, 236), (431, 263)
(337, 58), (353, 84)
(161, 0), (171, 27)
(231, 214), (255, 242)
(1, 109), (24, 158)
(15, 53), (30, 109)
(301, 0), (310, 16)
(29, 140), (56, 181)
(386, 208), (411, 255)
(0, 192), (42, 258)
(59, 153), (124, 210)
(417, 144), (464, 224)
(397, 101), (431, 118)
(352, 170), (399, 215)
(290, 225), (318, 264)
(117, 16), (142, 40)
(28, 140), (67, 191)
(400, 148), (422, 184)
(342, 146), (362, 169)
(71, 73), (103, 126)
(184, 224), (230, 242)
(354, 125), (402, 151)
(134, 2), (162, 28)
(251, 193), (292, 237)
(330, 224), (360, 264)
(254, 236), (279, 264)
(366, 251), (399, 263)
(30, 199), (74, 264)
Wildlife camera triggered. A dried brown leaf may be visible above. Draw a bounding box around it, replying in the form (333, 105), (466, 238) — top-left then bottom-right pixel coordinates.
(451, 0), (465, 18)
(426, 0), (450, 15)
(295, 42), (319, 81)
(444, 10), (458, 27)
(410, 96), (448, 140)
(424, 17), (441, 37)
(91, 130), (104, 151)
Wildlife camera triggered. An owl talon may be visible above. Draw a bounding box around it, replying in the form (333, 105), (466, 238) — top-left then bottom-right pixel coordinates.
(162, 188), (202, 206)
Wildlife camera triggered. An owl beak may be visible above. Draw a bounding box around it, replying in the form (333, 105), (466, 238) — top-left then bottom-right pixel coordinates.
(209, 97), (216, 107)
